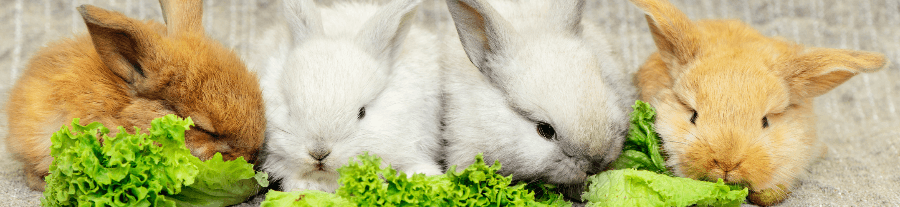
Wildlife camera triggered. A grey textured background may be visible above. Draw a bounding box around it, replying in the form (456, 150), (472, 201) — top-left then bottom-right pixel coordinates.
(0, 0), (898, 206)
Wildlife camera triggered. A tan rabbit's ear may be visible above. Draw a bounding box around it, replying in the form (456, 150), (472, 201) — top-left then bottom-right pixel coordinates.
(159, 0), (204, 35)
(78, 5), (163, 90)
(628, 0), (700, 67)
(782, 48), (888, 99)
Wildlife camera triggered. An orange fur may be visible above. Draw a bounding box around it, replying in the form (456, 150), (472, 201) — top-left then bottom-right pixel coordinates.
(629, 0), (887, 205)
(6, 1), (265, 191)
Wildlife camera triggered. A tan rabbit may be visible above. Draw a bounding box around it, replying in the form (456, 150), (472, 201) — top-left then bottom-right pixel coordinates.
(5, 0), (265, 191)
(628, 0), (888, 205)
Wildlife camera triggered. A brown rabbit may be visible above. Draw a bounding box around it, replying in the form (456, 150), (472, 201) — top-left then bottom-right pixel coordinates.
(628, 0), (888, 205)
(5, 0), (265, 191)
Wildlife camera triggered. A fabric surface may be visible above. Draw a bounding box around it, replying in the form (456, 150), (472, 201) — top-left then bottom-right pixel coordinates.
(0, 0), (897, 206)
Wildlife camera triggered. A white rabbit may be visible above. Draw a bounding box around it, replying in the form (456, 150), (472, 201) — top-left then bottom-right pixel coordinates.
(441, 0), (635, 195)
(252, 0), (443, 192)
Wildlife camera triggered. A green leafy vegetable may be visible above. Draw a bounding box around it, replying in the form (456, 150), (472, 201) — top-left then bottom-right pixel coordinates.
(596, 101), (749, 206)
(260, 190), (355, 207)
(334, 153), (451, 206)
(41, 114), (267, 207)
(611, 100), (670, 175)
(524, 181), (573, 207)
(168, 154), (269, 207)
(262, 153), (572, 207)
(436, 153), (570, 207)
(582, 169), (748, 207)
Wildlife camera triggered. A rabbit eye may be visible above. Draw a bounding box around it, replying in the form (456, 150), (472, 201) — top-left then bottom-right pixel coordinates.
(129, 59), (145, 78)
(193, 127), (218, 139)
(358, 107), (366, 119)
(762, 116), (769, 128)
(690, 110), (698, 124)
(536, 122), (556, 140)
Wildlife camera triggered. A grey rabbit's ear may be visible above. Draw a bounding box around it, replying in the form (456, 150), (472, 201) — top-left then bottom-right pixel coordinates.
(550, 0), (585, 35)
(445, 0), (518, 79)
(158, 0), (204, 35)
(283, 0), (323, 46)
(355, 0), (422, 63)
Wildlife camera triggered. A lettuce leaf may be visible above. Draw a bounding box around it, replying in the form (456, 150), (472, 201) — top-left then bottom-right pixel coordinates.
(597, 101), (748, 206)
(524, 181), (572, 207)
(168, 154), (269, 207)
(263, 153), (571, 207)
(260, 190), (355, 207)
(334, 152), (452, 206)
(438, 153), (570, 206)
(583, 169), (748, 207)
(41, 114), (266, 207)
(611, 100), (670, 175)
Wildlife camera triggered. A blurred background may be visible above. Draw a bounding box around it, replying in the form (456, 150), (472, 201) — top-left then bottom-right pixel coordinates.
(0, 0), (897, 206)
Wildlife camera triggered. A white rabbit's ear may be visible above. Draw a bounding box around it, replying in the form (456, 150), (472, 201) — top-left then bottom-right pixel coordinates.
(550, 0), (585, 34)
(356, 0), (422, 62)
(282, 0), (323, 46)
(446, 0), (517, 69)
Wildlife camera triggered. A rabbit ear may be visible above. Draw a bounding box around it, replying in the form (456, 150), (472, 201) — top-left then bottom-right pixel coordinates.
(158, 0), (204, 35)
(78, 5), (162, 90)
(550, 0), (585, 34)
(283, 0), (323, 46)
(782, 48), (888, 99)
(629, 0), (700, 67)
(356, 0), (422, 62)
(446, 0), (518, 69)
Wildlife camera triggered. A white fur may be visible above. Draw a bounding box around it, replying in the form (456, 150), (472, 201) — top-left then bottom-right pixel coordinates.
(251, 0), (442, 192)
(442, 0), (635, 186)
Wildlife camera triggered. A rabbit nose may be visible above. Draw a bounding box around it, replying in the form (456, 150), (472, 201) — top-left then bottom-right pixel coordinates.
(710, 159), (743, 182)
(560, 147), (576, 158)
(309, 148), (331, 161)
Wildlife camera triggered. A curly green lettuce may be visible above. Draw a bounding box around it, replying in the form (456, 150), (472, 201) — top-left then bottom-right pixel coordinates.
(583, 169), (748, 207)
(611, 100), (670, 175)
(262, 153), (571, 207)
(260, 190), (355, 207)
(41, 114), (266, 207)
(524, 181), (571, 206)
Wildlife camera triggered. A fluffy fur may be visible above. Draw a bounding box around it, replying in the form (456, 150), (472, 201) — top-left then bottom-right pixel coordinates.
(253, 0), (443, 192)
(441, 0), (635, 196)
(5, 0), (266, 191)
(629, 0), (888, 205)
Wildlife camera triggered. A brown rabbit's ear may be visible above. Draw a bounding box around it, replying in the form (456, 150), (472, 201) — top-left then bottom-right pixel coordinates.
(159, 0), (204, 35)
(628, 0), (701, 67)
(79, 5), (162, 89)
(782, 48), (888, 99)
